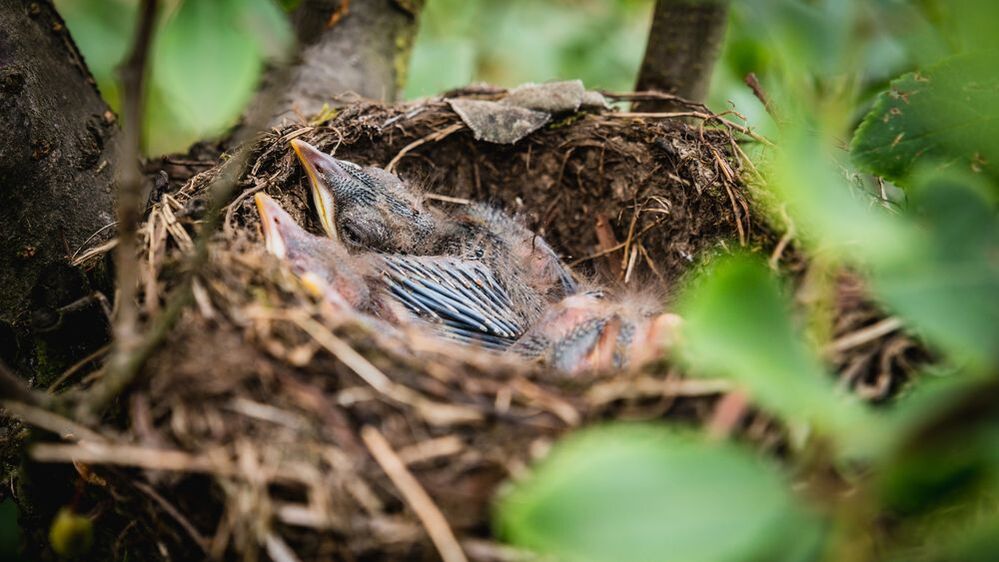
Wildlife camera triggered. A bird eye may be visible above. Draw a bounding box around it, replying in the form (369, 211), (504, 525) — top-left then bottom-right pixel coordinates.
(341, 224), (362, 245)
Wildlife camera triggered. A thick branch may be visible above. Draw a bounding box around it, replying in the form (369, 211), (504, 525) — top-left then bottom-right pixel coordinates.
(634, 0), (729, 111)
(263, 0), (423, 124)
(0, 0), (119, 382)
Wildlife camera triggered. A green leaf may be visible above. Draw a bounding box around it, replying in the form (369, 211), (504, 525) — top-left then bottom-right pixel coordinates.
(496, 424), (824, 562)
(851, 52), (999, 186)
(149, 0), (270, 153)
(877, 377), (999, 542)
(404, 38), (476, 99)
(55, 0), (137, 110)
(678, 255), (871, 441)
(59, 0), (292, 155)
(770, 127), (915, 263)
(871, 171), (999, 369)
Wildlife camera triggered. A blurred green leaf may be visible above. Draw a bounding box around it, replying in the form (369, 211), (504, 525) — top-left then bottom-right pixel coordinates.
(735, 0), (856, 78)
(851, 52), (999, 186)
(770, 126), (916, 262)
(405, 0), (651, 98)
(679, 255), (871, 441)
(871, 171), (999, 369)
(878, 378), (999, 526)
(58, 0), (292, 155)
(919, 0), (999, 55)
(406, 38), (476, 98)
(0, 499), (21, 560)
(913, 511), (999, 562)
(55, 0), (137, 110)
(496, 424), (824, 562)
(149, 0), (291, 154)
(276, 0), (302, 12)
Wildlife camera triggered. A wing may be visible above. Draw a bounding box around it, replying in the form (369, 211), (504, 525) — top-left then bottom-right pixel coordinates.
(377, 255), (525, 350)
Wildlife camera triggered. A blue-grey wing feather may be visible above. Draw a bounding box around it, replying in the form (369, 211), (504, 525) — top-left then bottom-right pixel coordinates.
(379, 255), (525, 349)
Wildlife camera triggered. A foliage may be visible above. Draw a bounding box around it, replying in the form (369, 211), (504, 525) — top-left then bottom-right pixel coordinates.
(405, 0), (652, 98)
(495, 1), (999, 561)
(851, 53), (999, 185)
(496, 424), (823, 562)
(679, 256), (873, 445)
(57, 0), (291, 155)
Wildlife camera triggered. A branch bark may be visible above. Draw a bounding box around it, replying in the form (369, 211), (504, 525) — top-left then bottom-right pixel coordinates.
(0, 0), (119, 382)
(262, 0), (424, 124)
(110, 0), (158, 366)
(634, 0), (729, 111)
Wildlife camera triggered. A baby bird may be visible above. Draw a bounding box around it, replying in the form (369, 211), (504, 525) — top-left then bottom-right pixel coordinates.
(513, 289), (681, 375)
(290, 139), (576, 331)
(266, 140), (678, 372)
(255, 191), (526, 349)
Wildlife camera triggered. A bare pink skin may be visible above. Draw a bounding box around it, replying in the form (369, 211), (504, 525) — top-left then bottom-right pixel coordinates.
(514, 291), (680, 374)
(255, 192), (376, 313)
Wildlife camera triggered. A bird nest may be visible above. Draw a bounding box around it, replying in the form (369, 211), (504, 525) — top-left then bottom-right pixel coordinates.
(15, 93), (925, 560)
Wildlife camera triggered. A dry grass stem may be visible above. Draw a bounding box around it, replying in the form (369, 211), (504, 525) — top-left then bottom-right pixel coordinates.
(362, 426), (469, 562)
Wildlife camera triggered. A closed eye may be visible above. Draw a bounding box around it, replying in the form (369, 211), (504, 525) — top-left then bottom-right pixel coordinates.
(341, 224), (362, 245)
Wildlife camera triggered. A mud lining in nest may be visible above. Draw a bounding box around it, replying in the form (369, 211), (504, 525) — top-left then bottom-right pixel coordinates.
(17, 98), (923, 561)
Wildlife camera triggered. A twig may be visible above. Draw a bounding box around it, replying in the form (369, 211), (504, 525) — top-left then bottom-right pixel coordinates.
(510, 378), (580, 426)
(593, 213), (622, 277)
(586, 377), (732, 406)
(79, 283), (192, 417)
(47, 344), (111, 394)
(744, 73), (779, 122)
(110, 0), (159, 366)
(265, 533), (303, 562)
(289, 314), (482, 425)
(79, 59), (299, 418)
(1, 401), (104, 442)
(570, 219), (666, 267)
(768, 205), (795, 271)
(599, 90), (708, 112)
(637, 242), (666, 286)
(707, 391), (749, 439)
(424, 193), (471, 205)
(608, 111), (774, 147)
(0, 361), (46, 407)
(826, 317), (904, 355)
(386, 123), (464, 172)
(361, 426), (469, 562)
(132, 480), (209, 553)
(619, 207), (640, 276)
(30, 442), (235, 475)
(71, 222), (118, 265)
(397, 436), (464, 466)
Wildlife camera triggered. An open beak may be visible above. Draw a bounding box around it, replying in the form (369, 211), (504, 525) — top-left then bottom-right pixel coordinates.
(290, 138), (352, 242)
(255, 192), (299, 260)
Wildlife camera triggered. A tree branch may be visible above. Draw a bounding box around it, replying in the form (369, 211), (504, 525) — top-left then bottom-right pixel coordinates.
(634, 0), (730, 112)
(261, 0), (424, 124)
(111, 0), (159, 360)
(0, 0), (120, 381)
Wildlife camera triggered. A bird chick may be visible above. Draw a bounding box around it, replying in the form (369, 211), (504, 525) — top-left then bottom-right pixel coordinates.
(290, 139), (576, 330)
(255, 191), (375, 313)
(255, 192), (525, 349)
(281, 140), (678, 373)
(513, 288), (681, 375)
